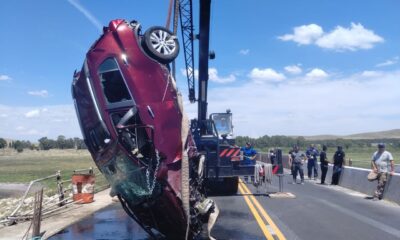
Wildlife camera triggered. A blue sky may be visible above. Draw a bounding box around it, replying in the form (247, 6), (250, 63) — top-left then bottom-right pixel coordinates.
(1, 0), (400, 141)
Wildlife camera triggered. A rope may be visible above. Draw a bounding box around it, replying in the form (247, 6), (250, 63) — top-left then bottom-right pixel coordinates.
(173, 0), (180, 35)
(165, 0), (174, 29)
(171, 0), (180, 78)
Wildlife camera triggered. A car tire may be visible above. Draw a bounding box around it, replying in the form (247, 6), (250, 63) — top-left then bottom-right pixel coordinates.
(142, 26), (179, 64)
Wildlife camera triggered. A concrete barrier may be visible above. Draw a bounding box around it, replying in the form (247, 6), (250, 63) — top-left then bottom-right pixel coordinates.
(258, 152), (400, 205)
(340, 165), (400, 204)
(338, 166), (377, 196)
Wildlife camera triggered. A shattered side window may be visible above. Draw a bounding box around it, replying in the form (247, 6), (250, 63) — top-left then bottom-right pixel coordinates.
(98, 58), (132, 105)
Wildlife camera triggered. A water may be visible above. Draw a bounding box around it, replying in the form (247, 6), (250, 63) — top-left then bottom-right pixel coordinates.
(0, 183), (29, 199)
(50, 203), (149, 240)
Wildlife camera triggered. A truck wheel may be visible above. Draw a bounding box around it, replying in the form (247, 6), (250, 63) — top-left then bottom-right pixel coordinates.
(224, 177), (238, 194)
(142, 26), (179, 64)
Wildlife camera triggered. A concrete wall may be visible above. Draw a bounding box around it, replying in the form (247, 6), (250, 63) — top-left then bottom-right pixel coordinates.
(258, 152), (400, 205)
(336, 165), (400, 204)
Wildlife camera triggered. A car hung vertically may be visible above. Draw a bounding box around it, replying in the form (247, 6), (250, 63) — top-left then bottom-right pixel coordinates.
(72, 19), (217, 239)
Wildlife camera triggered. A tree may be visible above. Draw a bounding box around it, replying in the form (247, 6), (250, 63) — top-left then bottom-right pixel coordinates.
(57, 135), (67, 149)
(38, 137), (54, 150)
(73, 137), (86, 149)
(0, 138), (6, 149)
(13, 140), (23, 150)
(16, 146), (23, 153)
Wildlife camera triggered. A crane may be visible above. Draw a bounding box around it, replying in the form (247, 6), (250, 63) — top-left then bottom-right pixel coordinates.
(177, 0), (255, 194)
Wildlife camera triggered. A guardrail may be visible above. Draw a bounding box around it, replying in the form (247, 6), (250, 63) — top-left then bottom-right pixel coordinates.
(258, 152), (400, 205)
(0, 167), (109, 226)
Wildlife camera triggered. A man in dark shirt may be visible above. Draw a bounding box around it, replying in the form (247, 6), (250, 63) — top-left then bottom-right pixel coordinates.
(320, 145), (329, 184)
(306, 144), (319, 180)
(269, 149), (276, 165)
(331, 146), (345, 185)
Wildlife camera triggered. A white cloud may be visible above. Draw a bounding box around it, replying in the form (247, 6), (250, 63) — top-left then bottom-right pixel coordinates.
(239, 49), (250, 55)
(0, 104), (81, 141)
(208, 68), (236, 83)
(376, 57), (398, 67)
(185, 69), (400, 137)
(28, 90), (49, 97)
(67, 0), (103, 33)
(249, 68), (286, 83)
(181, 68), (235, 84)
(278, 24), (323, 45)
(0, 75), (12, 81)
(284, 65), (302, 75)
(181, 68), (198, 80)
(25, 109), (40, 118)
(305, 68), (329, 79)
(361, 70), (382, 78)
(279, 23), (384, 51)
(316, 23), (384, 51)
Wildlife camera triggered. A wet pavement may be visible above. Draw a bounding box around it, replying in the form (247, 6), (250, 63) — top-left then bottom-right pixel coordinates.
(50, 203), (149, 240)
(48, 176), (400, 240)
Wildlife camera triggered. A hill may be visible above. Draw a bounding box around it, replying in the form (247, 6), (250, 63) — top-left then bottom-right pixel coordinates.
(303, 129), (400, 140)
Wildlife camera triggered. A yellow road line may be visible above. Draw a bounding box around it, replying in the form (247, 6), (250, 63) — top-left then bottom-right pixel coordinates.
(238, 183), (275, 240)
(239, 180), (287, 240)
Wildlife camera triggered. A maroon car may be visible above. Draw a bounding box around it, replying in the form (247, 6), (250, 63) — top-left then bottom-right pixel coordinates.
(72, 19), (217, 239)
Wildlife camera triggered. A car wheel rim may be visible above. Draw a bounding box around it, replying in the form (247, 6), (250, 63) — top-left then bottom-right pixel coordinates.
(150, 30), (176, 56)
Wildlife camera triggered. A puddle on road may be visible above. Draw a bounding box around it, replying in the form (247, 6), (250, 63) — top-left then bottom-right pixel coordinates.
(50, 203), (149, 240)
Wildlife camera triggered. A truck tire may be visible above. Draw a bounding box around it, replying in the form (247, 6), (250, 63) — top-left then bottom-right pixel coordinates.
(205, 177), (238, 195)
(224, 177), (238, 195)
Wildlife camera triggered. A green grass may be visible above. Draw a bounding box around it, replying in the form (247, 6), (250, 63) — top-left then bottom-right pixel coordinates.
(0, 149), (109, 194)
(258, 146), (400, 169)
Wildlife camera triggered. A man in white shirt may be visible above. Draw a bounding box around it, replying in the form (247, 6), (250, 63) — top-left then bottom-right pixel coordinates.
(371, 143), (395, 200)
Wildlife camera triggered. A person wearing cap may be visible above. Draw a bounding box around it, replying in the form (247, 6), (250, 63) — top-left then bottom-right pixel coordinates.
(331, 146), (345, 185)
(288, 145), (306, 184)
(371, 143), (394, 200)
(241, 142), (257, 165)
(241, 142), (257, 183)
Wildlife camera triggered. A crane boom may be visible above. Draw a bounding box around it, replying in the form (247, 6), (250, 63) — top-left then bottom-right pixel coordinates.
(198, 0), (211, 133)
(179, 0), (196, 103)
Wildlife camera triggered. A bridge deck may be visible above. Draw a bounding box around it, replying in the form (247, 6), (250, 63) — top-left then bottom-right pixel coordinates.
(49, 175), (400, 240)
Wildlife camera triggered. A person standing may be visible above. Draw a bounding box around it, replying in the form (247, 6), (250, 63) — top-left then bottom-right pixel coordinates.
(288, 149), (295, 179)
(371, 143), (394, 200)
(241, 142), (257, 165)
(269, 149), (276, 165)
(289, 145), (306, 184)
(241, 142), (257, 183)
(331, 146), (345, 185)
(306, 144), (319, 180)
(320, 145), (329, 184)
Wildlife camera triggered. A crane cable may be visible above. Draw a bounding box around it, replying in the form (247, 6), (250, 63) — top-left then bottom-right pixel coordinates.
(168, 1), (190, 239)
(166, 0), (180, 79)
(165, 0), (174, 29)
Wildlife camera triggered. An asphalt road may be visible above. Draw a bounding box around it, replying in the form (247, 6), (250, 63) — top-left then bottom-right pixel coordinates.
(50, 175), (400, 240)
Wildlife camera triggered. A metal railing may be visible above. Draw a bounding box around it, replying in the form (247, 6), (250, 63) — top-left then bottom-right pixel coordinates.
(0, 167), (109, 226)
